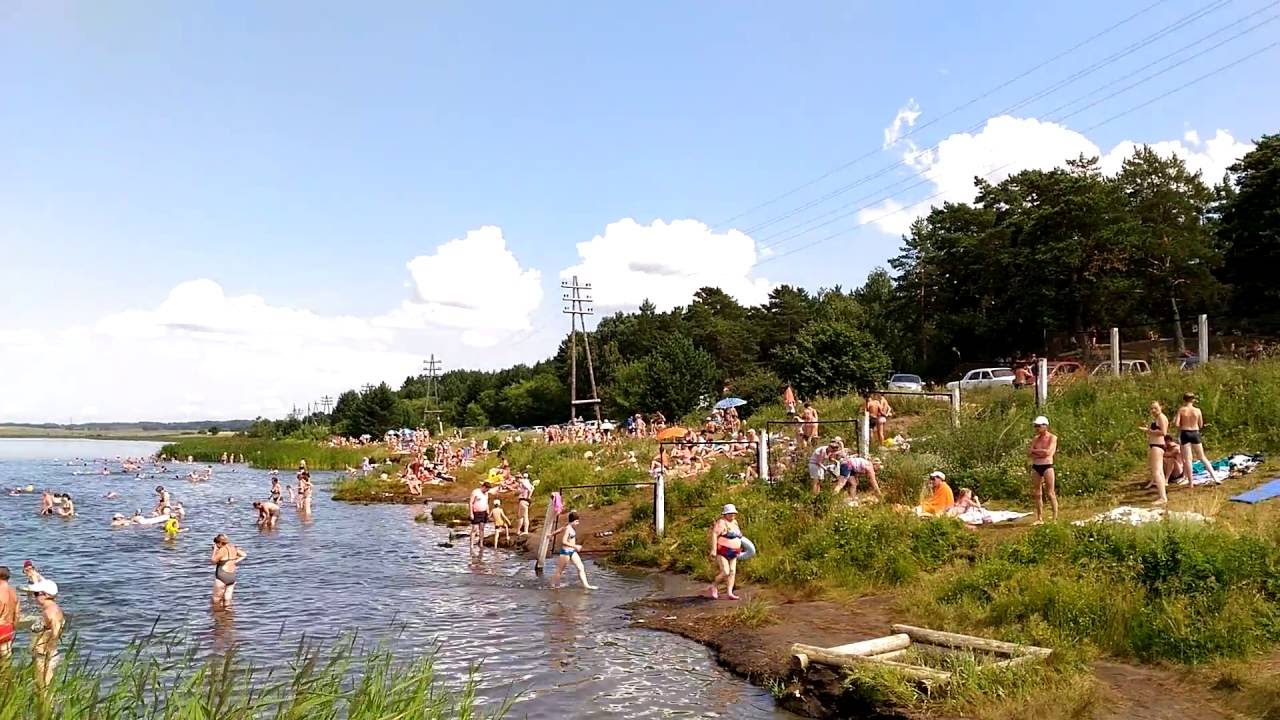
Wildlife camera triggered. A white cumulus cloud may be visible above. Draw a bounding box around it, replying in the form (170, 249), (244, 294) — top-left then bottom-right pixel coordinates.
(0, 226), (550, 422)
(859, 115), (1254, 236)
(375, 226), (542, 347)
(560, 218), (774, 311)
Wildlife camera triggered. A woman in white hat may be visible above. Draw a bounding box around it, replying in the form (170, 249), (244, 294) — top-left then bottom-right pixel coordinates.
(23, 578), (64, 689)
(708, 504), (747, 600)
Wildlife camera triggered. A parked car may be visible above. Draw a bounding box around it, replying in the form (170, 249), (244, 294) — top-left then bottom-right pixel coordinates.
(496, 424), (516, 431)
(887, 373), (925, 392)
(1045, 361), (1085, 383)
(531, 425), (546, 433)
(946, 368), (1015, 391)
(1090, 360), (1152, 376)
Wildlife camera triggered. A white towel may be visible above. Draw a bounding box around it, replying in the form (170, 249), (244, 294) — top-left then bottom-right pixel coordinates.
(956, 508), (1029, 525)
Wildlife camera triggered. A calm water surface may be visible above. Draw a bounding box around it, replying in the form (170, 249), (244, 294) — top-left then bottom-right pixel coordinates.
(0, 438), (794, 719)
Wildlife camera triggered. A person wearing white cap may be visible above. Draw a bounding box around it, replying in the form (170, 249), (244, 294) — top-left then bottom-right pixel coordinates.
(920, 471), (954, 516)
(1029, 416), (1058, 523)
(708, 504), (747, 600)
(22, 578), (64, 689)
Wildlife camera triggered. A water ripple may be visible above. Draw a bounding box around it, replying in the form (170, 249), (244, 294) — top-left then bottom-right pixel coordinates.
(0, 439), (795, 719)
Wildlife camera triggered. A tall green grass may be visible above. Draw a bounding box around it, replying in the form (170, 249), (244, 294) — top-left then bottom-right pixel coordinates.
(0, 635), (510, 720)
(744, 361), (1280, 501)
(906, 520), (1280, 664)
(613, 465), (977, 594)
(160, 437), (391, 471)
(841, 362), (1280, 501)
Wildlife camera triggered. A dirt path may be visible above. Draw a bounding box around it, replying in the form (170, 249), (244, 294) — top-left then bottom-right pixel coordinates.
(1092, 661), (1241, 720)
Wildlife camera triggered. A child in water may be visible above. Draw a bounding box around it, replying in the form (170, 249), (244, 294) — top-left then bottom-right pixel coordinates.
(490, 499), (511, 548)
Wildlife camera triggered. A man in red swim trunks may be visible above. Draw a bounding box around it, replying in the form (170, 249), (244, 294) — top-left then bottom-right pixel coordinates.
(0, 566), (17, 660)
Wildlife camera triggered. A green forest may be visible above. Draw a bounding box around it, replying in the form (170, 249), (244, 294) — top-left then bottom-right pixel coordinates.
(246, 136), (1279, 438)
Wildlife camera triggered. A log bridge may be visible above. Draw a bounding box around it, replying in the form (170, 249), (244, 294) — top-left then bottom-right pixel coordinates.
(790, 624), (1053, 685)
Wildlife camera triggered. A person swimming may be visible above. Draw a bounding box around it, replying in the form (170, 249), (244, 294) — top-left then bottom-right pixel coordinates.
(55, 494), (75, 517)
(111, 513), (130, 528)
(163, 516), (185, 537)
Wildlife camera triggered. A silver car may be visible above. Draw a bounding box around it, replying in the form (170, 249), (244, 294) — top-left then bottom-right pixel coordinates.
(887, 373), (924, 392)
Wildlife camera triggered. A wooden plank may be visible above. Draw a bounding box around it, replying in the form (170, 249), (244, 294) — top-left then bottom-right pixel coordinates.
(827, 634), (911, 657)
(890, 625), (1052, 658)
(790, 644), (952, 683)
(533, 501), (558, 573)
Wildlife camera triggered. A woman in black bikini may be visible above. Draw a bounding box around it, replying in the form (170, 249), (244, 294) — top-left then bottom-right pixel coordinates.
(1143, 401), (1169, 505)
(210, 534), (246, 609)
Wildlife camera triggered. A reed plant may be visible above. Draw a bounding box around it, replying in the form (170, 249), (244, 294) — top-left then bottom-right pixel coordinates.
(160, 437), (391, 471)
(0, 634), (511, 720)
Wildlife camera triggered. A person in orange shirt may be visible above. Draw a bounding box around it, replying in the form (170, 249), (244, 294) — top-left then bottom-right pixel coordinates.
(920, 471), (955, 517)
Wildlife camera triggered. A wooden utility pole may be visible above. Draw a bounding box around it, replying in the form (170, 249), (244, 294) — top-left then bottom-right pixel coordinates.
(562, 276), (602, 425)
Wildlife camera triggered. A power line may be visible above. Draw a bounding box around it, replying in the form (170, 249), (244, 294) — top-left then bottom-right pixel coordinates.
(746, 0), (1238, 246)
(750, 40), (1278, 267)
(751, 5), (1278, 255)
(713, 0), (1176, 230)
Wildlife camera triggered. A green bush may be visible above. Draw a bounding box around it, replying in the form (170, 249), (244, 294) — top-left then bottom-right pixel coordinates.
(916, 521), (1280, 663)
(427, 503), (470, 524)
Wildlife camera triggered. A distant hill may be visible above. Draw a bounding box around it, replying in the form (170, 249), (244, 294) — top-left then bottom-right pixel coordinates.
(0, 419), (252, 433)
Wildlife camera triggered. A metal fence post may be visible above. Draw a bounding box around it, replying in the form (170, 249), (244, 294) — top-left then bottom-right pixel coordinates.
(1198, 314), (1209, 363)
(1111, 327), (1121, 377)
(1036, 357), (1048, 407)
(950, 386), (960, 428)
(758, 432), (769, 482)
(654, 474), (665, 537)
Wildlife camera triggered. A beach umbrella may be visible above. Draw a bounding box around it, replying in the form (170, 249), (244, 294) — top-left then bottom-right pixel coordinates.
(656, 426), (689, 441)
(714, 397), (747, 410)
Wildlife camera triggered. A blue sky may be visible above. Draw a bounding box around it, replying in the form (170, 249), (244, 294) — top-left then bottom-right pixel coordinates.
(2, 1), (1276, 421)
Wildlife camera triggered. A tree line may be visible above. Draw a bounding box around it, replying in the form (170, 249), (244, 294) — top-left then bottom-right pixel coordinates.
(247, 136), (1278, 438)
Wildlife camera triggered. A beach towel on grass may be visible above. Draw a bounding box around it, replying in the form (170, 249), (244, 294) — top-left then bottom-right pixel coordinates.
(1230, 478), (1280, 504)
(1190, 468), (1229, 486)
(956, 509), (1029, 525)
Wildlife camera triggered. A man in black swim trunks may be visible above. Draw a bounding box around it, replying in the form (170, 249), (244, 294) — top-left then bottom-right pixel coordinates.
(1028, 416), (1058, 523)
(468, 480), (492, 550)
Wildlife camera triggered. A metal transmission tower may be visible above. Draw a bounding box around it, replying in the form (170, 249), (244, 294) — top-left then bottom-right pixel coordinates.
(422, 354), (443, 433)
(561, 276), (602, 425)
(319, 395), (334, 415)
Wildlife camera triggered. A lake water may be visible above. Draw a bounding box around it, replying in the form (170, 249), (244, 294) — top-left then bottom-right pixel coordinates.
(0, 438), (794, 718)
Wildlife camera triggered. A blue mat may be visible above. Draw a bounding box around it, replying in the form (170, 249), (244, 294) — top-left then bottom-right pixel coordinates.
(1230, 478), (1280, 504)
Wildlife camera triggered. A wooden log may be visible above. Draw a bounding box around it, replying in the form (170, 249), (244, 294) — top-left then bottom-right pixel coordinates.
(827, 634), (911, 657)
(990, 654), (1045, 670)
(868, 649), (907, 661)
(890, 624), (1052, 658)
(790, 644), (952, 683)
